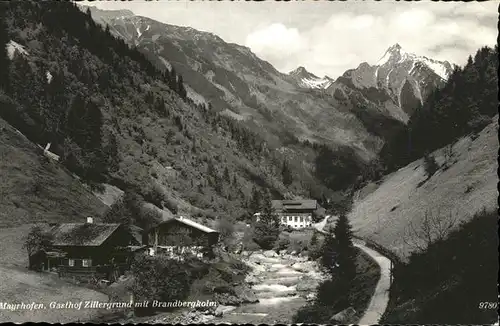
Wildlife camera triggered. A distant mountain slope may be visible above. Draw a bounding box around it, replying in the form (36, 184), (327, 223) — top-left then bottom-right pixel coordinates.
(348, 116), (498, 260)
(87, 7), (456, 163)
(0, 109), (106, 227)
(87, 6), (388, 161)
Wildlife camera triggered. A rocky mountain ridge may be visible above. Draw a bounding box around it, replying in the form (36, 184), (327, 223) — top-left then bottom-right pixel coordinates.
(328, 43), (454, 122)
(87, 6), (455, 162)
(86, 6), (396, 161)
(288, 66), (333, 90)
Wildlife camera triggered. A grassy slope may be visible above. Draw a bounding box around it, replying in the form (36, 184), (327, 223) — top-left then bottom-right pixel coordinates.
(348, 116), (498, 260)
(0, 108), (111, 323)
(0, 264), (109, 323)
(0, 116), (107, 228)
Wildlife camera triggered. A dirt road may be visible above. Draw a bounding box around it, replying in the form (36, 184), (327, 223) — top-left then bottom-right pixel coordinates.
(353, 241), (391, 325)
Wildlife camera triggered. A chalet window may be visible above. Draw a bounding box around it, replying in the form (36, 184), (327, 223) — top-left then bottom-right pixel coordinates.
(68, 259), (74, 267)
(82, 259), (92, 267)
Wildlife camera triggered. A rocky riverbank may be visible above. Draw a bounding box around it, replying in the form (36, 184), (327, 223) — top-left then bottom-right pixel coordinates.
(117, 249), (327, 324)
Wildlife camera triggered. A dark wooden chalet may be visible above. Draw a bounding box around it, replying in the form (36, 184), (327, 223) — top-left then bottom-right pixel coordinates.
(42, 218), (141, 281)
(146, 216), (219, 257)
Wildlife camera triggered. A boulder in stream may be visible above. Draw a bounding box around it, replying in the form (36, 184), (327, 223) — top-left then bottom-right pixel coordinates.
(330, 307), (357, 324)
(306, 293), (316, 302)
(291, 262), (312, 273)
(245, 274), (260, 285)
(263, 250), (277, 258)
(214, 284), (259, 305)
(234, 284), (259, 303)
(214, 305), (236, 317)
(296, 278), (319, 292)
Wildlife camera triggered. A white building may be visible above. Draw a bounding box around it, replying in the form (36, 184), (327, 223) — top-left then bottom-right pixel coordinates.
(254, 199), (320, 229)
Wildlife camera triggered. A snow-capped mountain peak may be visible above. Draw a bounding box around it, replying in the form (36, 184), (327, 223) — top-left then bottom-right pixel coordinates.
(289, 66), (318, 79)
(288, 66), (333, 90)
(330, 43), (455, 123)
(376, 43), (452, 80)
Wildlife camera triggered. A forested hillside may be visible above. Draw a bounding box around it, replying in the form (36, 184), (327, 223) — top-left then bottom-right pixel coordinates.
(381, 209), (498, 324)
(0, 1), (357, 226)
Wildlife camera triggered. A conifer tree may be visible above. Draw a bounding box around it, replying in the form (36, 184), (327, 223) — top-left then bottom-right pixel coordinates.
(320, 224), (338, 275)
(169, 67), (178, 92)
(66, 93), (87, 146)
(281, 160), (293, 186)
(249, 186), (262, 213)
(223, 166), (230, 183)
(253, 189), (280, 249)
(85, 100), (103, 153)
(333, 214), (356, 281)
(177, 74), (187, 100)
(105, 133), (119, 173)
(0, 11), (9, 91)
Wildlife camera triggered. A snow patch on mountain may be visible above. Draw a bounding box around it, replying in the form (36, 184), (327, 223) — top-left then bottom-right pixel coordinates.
(288, 66), (333, 89)
(6, 40), (29, 60)
(46, 71), (53, 84)
(408, 62), (416, 75)
(377, 51), (392, 66)
(299, 77), (333, 89)
(418, 57), (450, 80)
(158, 56), (172, 70)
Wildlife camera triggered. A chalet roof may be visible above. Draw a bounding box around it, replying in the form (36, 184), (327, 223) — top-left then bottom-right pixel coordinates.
(272, 199), (317, 211)
(51, 223), (121, 247)
(159, 216), (219, 234)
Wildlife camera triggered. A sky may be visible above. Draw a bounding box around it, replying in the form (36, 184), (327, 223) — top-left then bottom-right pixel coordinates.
(85, 0), (498, 78)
